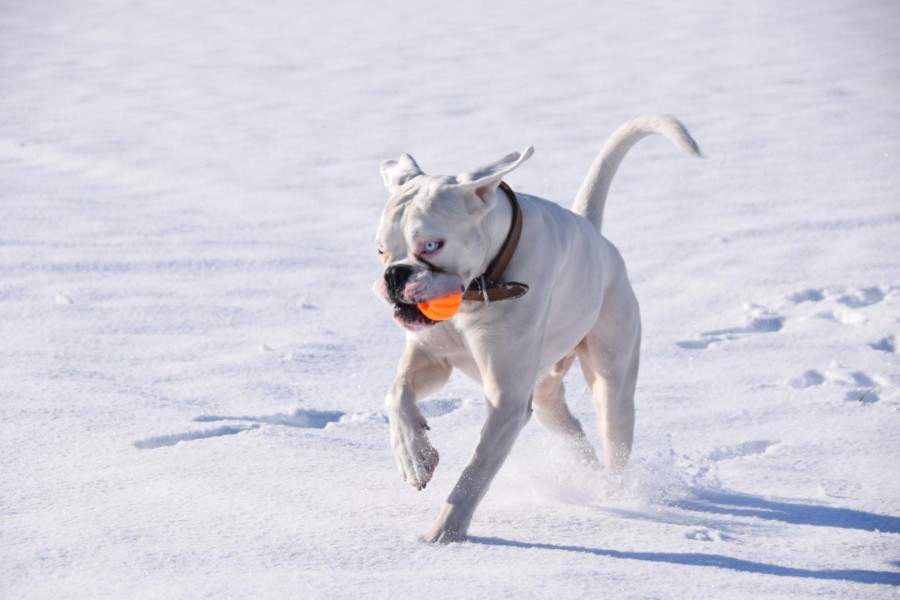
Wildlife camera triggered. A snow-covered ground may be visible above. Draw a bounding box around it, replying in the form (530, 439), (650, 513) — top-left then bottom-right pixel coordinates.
(2, 0), (898, 597)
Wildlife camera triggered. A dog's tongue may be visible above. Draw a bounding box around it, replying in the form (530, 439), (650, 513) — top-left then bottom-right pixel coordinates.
(417, 293), (462, 321)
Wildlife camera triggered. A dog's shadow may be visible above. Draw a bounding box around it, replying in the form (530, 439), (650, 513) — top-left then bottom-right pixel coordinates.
(678, 489), (900, 534)
(469, 490), (900, 586)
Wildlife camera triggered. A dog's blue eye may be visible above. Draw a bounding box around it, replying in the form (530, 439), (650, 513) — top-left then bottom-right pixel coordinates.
(423, 241), (443, 254)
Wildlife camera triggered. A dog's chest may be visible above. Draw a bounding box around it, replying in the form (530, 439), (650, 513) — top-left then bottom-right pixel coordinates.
(413, 322), (483, 380)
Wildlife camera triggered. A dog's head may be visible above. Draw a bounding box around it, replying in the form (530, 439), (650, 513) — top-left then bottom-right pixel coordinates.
(374, 147), (533, 331)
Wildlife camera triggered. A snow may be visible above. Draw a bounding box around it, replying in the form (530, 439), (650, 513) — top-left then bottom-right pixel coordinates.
(1, 0), (898, 597)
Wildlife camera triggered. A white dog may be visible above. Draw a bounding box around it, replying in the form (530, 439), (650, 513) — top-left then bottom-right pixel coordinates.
(374, 115), (701, 542)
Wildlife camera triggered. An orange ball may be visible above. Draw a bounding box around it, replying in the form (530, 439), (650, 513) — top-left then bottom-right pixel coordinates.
(417, 292), (463, 321)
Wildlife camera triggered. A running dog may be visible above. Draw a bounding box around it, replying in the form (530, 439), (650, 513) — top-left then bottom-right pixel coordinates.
(374, 115), (701, 542)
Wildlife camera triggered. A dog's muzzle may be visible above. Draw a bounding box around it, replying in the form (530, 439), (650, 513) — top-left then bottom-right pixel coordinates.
(384, 264), (414, 304)
(383, 265), (439, 329)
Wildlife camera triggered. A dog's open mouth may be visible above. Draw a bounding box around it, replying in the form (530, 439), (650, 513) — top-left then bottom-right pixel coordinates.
(393, 302), (437, 330)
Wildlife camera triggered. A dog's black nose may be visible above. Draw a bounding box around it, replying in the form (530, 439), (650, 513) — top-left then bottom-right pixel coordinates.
(384, 264), (414, 302)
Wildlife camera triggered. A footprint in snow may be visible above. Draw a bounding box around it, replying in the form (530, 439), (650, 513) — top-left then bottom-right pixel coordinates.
(804, 285), (892, 325)
(789, 365), (884, 404)
(788, 370), (826, 389)
(195, 408), (345, 428)
(685, 528), (733, 542)
(133, 424), (259, 449)
(786, 288), (825, 303)
(845, 388), (880, 404)
(869, 335), (895, 353)
(677, 305), (784, 349)
(133, 408), (346, 449)
(679, 286), (897, 406)
(787, 285), (889, 309)
(836, 286), (885, 308)
(419, 397), (464, 418)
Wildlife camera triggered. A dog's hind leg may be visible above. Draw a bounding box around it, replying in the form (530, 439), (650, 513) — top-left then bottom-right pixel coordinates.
(577, 262), (641, 474)
(533, 353), (600, 466)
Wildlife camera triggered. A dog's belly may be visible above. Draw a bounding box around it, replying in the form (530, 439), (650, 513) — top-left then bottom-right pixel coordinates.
(514, 206), (613, 373)
(419, 302), (597, 390)
(540, 293), (602, 365)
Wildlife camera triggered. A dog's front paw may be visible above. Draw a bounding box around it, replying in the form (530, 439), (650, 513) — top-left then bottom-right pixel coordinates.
(389, 417), (439, 490)
(420, 524), (467, 544)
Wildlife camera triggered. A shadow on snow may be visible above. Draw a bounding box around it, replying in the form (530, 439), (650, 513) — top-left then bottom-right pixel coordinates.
(470, 488), (900, 586)
(678, 489), (900, 534)
(469, 536), (899, 586)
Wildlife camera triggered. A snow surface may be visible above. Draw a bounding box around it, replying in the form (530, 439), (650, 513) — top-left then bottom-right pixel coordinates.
(2, 0), (899, 598)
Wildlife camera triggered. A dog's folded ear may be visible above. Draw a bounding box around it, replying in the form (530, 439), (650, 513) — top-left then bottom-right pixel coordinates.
(380, 154), (424, 193)
(457, 147), (534, 213)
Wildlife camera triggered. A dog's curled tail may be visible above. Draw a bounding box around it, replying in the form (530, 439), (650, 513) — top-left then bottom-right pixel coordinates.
(572, 114), (702, 232)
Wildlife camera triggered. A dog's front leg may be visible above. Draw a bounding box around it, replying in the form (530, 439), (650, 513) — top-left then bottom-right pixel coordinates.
(422, 360), (536, 543)
(386, 342), (452, 490)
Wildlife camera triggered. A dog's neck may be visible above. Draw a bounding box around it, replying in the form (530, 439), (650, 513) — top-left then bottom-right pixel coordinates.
(477, 185), (515, 279)
(463, 182), (530, 302)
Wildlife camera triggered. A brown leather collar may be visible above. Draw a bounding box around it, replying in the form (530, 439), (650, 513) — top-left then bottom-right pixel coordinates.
(462, 181), (529, 302)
